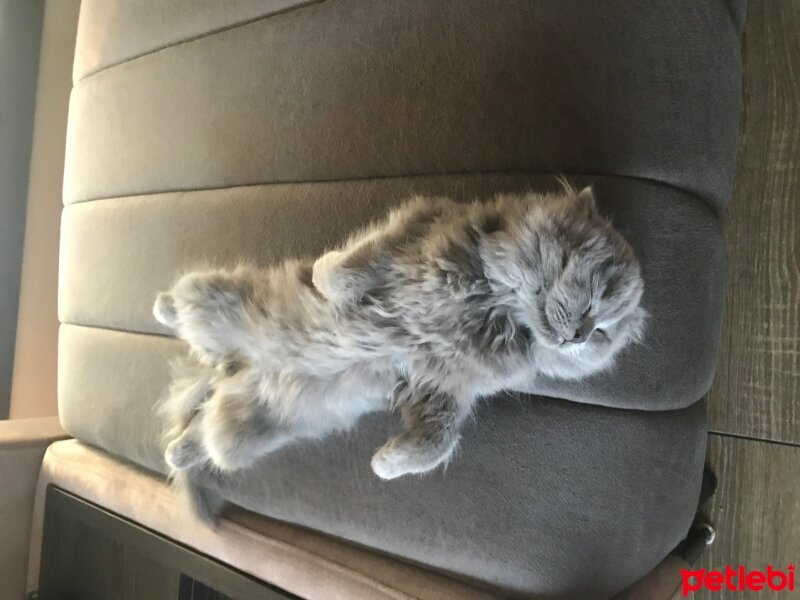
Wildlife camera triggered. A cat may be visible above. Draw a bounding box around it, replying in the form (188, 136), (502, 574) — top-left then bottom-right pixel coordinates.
(155, 185), (646, 521)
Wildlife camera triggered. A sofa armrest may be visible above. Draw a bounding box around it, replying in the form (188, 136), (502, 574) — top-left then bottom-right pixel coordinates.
(0, 417), (66, 600)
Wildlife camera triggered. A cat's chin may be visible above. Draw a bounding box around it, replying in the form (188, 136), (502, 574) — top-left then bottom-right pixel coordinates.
(533, 328), (612, 357)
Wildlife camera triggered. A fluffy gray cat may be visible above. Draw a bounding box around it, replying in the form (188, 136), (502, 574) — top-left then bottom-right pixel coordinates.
(155, 185), (645, 520)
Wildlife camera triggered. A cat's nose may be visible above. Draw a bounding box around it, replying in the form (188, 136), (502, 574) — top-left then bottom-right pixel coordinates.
(566, 330), (587, 344)
(566, 324), (592, 344)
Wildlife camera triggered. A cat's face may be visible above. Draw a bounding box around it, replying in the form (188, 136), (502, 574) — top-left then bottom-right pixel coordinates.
(484, 187), (645, 355)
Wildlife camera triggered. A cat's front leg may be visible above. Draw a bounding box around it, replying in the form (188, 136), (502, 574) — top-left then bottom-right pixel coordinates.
(313, 196), (456, 304)
(370, 382), (471, 480)
(312, 250), (380, 305)
(153, 291), (179, 328)
(154, 270), (255, 366)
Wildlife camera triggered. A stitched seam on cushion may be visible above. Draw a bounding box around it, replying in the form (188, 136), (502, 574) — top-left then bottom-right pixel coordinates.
(64, 168), (722, 215)
(61, 321), (176, 340)
(75, 0), (326, 84)
(0, 445), (56, 456)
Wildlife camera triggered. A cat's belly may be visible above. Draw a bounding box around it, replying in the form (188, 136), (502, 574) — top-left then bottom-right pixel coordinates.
(261, 362), (396, 434)
(393, 345), (525, 400)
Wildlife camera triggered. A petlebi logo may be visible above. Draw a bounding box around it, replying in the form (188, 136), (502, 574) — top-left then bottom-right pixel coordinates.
(681, 565), (796, 596)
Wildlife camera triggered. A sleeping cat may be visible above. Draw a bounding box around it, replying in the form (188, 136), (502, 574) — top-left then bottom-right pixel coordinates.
(155, 185), (645, 520)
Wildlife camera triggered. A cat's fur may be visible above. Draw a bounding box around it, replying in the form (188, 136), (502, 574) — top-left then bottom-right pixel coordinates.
(155, 186), (645, 520)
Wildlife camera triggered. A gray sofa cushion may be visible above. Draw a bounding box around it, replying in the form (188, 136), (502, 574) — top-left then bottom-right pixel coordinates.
(72, 0), (315, 81)
(59, 0), (743, 597)
(67, 0), (741, 210)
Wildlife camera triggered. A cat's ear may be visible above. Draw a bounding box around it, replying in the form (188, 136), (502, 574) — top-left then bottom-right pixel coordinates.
(573, 186), (598, 218)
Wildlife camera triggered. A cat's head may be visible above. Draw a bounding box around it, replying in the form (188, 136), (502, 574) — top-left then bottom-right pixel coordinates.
(482, 186), (645, 361)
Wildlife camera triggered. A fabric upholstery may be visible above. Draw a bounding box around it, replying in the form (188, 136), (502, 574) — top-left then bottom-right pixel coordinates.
(58, 0), (744, 597)
(72, 0), (320, 82)
(28, 440), (497, 600)
(0, 417), (66, 600)
(65, 0), (742, 211)
(612, 557), (688, 600)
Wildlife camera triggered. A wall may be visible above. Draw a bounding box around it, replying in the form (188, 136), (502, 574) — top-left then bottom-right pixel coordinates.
(0, 0), (45, 419)
(10, 0), (81, 419)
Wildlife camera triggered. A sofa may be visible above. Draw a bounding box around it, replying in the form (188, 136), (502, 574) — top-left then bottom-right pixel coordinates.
(7, 1), (746, 598)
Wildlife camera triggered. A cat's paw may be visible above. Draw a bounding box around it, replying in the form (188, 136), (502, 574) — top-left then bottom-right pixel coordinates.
(371, 434), (458, 480)
(153, 292), (178, 328)
(370, 443), (414, 480)
(371, 436), (449, 479)
(159, 272), (252, 366)
(165, 433), (205, 470)
(312, 250), (347, 301)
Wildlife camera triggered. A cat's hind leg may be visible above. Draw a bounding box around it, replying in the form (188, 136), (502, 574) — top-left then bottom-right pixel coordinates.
(161, 356), (216, 470)
(371, 381), (471, 480)
(201, 384), (296, 472)
(167, 384), (295, 473)
(165, 414), (208, 470)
